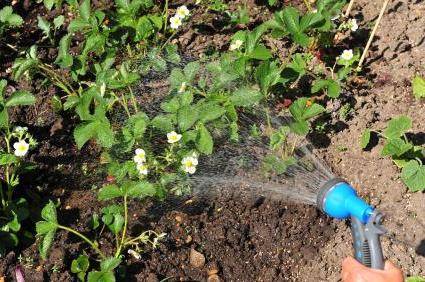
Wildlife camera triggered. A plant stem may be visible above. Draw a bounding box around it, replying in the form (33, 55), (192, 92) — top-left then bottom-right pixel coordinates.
(357, 0), (390, 69)
(120, 93), (132, 117)
(0, 181), (5, 209)
(345, 0), (356, 17)
(128, 86), (138, 114)
(115, 195), (128, 258)
(163, 0), (169, 33)
(58, 225), (106, 259)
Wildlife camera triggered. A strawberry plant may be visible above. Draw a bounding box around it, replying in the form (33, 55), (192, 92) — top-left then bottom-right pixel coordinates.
(361, 115), (425, 192)
(0, 6), (23, 37)
(8, 0), (375, 279)
(0, 80), (37, 255)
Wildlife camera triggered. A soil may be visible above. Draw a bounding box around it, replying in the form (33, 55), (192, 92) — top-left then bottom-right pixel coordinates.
(1, 0), (425, 281)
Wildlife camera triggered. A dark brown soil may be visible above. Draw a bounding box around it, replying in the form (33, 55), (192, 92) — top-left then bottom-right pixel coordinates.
(1, 0), (425, 281)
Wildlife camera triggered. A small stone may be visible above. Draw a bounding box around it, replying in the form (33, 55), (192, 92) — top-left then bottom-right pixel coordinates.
(36, 265), (43, 272)
(207, 274), (220, 282)
(65, 205), (71, 210)
(185, 235), (192, 243)
(207, 268), (219, 276)
(190, 248), (205, 268)
(175, 215), (182, 223)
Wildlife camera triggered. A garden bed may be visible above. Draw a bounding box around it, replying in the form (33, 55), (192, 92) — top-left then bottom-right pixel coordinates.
(0, 0), (424, 281)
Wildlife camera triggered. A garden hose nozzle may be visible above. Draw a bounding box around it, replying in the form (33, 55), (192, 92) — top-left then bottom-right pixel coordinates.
(317, 178), (386, 269)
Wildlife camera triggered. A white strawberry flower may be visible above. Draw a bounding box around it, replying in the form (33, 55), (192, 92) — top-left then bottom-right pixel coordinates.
(133, 148), (146, 164)
(229, 39), (243, 51)
(14, 126), (28, 133)
(348, 18), (358, 32)
(178, 82), (187, 93)
(340, 49), (354, 61)
(181, 156), (198, 174)
(176, 5), (190, 19)
(137, 163), (148, 176)
(127, 249), (141, 260)
(13, 140), (29, 157)
(170, 15), (182, 30)
(167, 131), (182, 144)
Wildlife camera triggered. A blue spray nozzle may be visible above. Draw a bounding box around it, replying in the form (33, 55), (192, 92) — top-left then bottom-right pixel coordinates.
(317, 179), (374, 224)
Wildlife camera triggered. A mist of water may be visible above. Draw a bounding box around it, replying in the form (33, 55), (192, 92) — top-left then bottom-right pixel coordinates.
(183, 110), (336, 207)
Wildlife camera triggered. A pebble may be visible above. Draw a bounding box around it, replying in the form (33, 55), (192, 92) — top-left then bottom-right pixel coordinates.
(190, 248), (205, 268)
(207, 274), (221, 282)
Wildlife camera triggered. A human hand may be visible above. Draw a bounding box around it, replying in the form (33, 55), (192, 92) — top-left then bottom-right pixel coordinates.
(342, 256), (403, 282)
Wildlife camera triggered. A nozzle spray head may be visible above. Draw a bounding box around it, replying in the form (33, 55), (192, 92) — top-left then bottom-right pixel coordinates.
(317, 178), (374, 224)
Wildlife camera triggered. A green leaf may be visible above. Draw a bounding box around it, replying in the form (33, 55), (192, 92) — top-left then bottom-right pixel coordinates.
(383, 116), (412, 139)
(381, 138), (413, 157)
(0, 152), (18, 165)
(197, 102), (226, 123)
(74, 120), (115, 149)
(87, 271), (115, 282)
(101, 257), (121, 272)
(0, 6), (23, 26)
(126, 112), (148, 138)
(255, 60), (282, 94)
(12, 56), (39, 81)
(230, 87), (263, 107)
(151, 115), (174, 132)
(36, 221), (57, 235)
(289, 120), (309, 135)
(125, 181), (156, 198)
(41, 201), (58, 223)
(197, 124), (213, 155)
(289, 98), (325, 121)
(39, 230), (56, 260)
(178, 106), (198, 131)
(360, 129), (371, 149)
(5, 90), (36, 107)
(160, 97), (180, 113)
(55, 34), (73, 68)
(169, 69), (186, 91)
(282, 7), (301, 35)
(51, 95), (63, 112)
(248, 45), (272, 60)
(184, 62), (200, 82)
(53, 15), (65, 29)
(98, 184), (123, 201)
(401, 160), (425, 192)
(71, 255), (90, 274)
(79, 0), (91, 21)
(37, 16), (51, 38)
(412, 76), (425, 99)
(90, 213), (100, 230)
(311, 79), (341, 98)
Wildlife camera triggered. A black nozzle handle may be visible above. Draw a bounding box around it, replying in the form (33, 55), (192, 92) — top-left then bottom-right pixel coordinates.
(350, 211), (386, 269)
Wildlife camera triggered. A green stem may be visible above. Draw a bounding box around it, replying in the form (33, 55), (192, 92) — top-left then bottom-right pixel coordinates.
(4, 133), (12, 203)
(128, 86), (138, 114)
(0, 182), (5, 210)
(114, 195), (128, 258)
(120, 93), (132, 117)
(160, 31), (177, 51)
(163, 0), (169, 33)
(58, 225), (106, 259)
